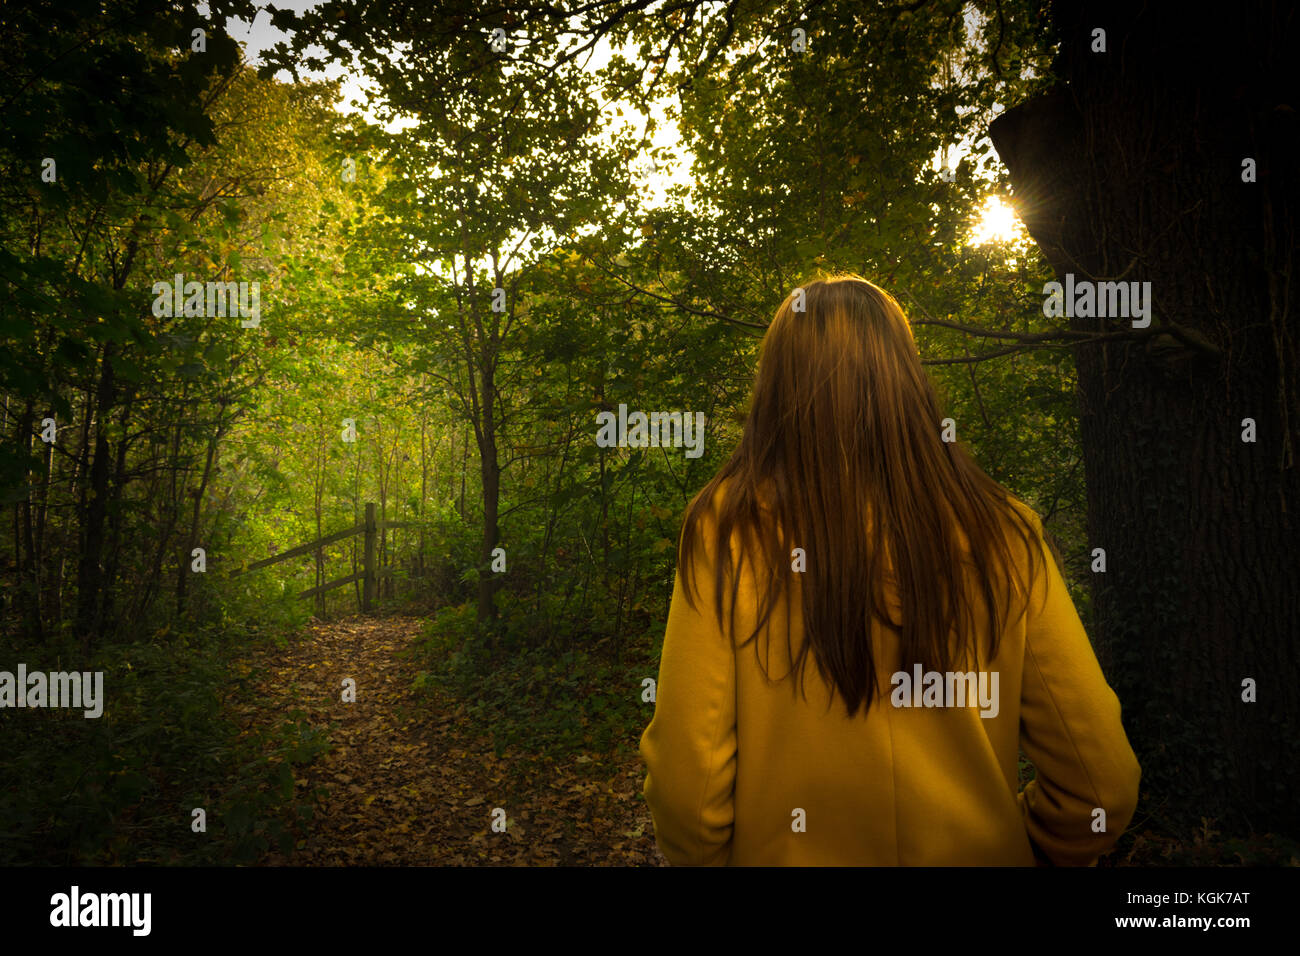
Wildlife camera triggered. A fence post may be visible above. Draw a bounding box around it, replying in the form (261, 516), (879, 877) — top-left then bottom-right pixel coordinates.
(363, 502), (376, 612)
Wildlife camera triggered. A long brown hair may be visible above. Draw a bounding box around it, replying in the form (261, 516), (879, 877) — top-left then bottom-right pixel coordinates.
(678, 275), (1049, 717)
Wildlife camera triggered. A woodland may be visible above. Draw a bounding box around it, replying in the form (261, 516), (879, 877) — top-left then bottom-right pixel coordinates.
(1, 0), (1296, 866)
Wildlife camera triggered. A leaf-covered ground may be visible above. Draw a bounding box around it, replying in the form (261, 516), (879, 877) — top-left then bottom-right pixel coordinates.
(227, 615), (1298, 867)
(232, 615), (665, 866)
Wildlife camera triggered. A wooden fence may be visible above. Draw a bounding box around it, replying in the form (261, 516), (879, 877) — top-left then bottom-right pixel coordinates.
(230, 503), (416, 612)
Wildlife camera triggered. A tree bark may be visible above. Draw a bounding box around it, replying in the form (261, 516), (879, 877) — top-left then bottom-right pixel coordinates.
(989, 0), (1300, 833)
(14, 401), (43, 641)
(475, 361), (502, 633)
(176, 412), (220, 619)
(76, 342), (117, 646)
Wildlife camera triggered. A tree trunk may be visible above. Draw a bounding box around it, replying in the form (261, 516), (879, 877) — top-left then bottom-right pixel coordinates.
(476, 371), (502, 633)
(14, 401), (43, 641)
(76, 343), (117, 646)
(989, 0), (1300, 834)
(314, 417), (327, 617)
(419, 407), (429, 584)
(98, 389), (135, 637)
(458, 426), (468, 520)
(176, 415), (219, 619)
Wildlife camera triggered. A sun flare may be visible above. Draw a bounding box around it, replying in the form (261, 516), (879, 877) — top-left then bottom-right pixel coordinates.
(970, 197), (1027, 245)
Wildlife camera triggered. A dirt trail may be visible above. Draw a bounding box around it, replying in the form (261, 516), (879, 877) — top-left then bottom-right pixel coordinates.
(233, 614), (662, 865)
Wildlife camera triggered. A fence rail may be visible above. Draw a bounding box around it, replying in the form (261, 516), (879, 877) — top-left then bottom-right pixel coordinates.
(231, 503), (418, 611)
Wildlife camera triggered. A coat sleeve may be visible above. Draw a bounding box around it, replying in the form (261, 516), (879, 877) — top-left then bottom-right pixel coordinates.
(639, 558), (738, 866)
(1016, 514), (1142, 866)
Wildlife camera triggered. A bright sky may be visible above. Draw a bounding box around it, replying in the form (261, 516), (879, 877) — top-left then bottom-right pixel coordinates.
(215, 1), (1027, 246)
(220, 0), (687, 210)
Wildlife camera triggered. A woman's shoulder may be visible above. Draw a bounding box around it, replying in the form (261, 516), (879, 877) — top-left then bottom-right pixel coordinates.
(679, 475), (775, 571)
(685, 474), (774, 523)
(1002, 495), (1044, 533)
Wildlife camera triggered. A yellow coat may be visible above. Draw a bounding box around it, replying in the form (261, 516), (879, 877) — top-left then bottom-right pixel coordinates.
(639, 504), (1141, 866)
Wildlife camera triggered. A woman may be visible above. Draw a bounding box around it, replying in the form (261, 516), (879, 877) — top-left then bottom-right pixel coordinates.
(639, 275), (1141, 866)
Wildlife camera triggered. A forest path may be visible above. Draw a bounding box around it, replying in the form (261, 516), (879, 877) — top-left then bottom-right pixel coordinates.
(234, 614), (662, 865)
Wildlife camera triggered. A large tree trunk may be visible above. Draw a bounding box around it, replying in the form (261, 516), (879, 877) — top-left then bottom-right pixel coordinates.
(989, 0), (1300, 834)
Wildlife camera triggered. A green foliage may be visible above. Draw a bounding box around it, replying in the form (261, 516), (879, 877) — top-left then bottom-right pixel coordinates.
(212, 711), (331, 864)
(0, 625), (326, 865)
